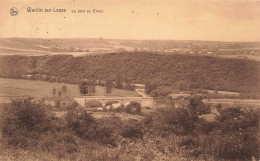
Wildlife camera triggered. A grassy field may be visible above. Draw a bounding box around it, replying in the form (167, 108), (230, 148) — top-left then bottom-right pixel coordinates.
(0, 78), (140, 103)
(206, 90), (240, 96)
(203, 99), (260, 107)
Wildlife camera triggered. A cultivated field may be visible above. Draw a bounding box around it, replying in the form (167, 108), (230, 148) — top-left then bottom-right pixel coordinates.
(0, 38), (133, 56)
(0, 78), (140, 103)
(1, 38), (260, 61)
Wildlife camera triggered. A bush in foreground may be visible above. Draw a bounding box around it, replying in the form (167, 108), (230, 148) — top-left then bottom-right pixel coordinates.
(144, 103), (259, 160)
(121, 120), (144, 139)
(0, 98), (56, 148)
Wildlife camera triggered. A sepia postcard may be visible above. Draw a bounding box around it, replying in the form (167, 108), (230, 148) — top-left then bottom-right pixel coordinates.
(0, 0), (259, 160)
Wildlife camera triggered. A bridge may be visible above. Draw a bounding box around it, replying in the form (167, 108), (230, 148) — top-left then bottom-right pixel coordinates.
(74, 96), (154, 108)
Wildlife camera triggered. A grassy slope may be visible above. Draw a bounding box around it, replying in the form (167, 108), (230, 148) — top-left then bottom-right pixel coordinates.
(0, 78), (139, 102)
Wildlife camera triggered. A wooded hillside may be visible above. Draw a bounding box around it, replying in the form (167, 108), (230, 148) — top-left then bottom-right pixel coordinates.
(0, 52), (259, 94)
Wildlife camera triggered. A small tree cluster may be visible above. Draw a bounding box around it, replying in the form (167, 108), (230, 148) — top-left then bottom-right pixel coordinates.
(145, 81), (157, 94)
(125, 102), (141, 114)
(105, 79), (113, 95)
(52, 85), (68, 97)
(78, 80), (96, 95)
(188, 96), (211, 117)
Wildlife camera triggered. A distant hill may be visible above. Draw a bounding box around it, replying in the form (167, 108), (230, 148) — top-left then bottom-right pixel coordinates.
(0, 52), (259, 94)
(0, 38), (260, 60)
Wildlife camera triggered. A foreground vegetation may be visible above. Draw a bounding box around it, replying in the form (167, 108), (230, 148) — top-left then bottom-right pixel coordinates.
(0, 97), (258, 160)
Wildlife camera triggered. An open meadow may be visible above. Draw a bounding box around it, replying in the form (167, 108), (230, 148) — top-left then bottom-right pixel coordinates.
(0, 78), (140, 103)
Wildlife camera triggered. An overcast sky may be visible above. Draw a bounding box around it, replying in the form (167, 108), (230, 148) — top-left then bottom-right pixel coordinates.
(0, 0), (260, 41)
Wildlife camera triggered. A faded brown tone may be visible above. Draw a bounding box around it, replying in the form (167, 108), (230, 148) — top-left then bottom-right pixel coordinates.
(0, 0), (260, 41)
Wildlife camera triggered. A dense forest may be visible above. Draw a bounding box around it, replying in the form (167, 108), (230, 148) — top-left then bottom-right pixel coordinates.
(0, 52), (259, 94)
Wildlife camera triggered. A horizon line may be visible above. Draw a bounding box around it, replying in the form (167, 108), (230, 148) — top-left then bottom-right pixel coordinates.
(1, 37), (260, 43)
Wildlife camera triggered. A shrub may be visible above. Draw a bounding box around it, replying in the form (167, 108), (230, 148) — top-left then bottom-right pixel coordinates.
(199, 131), (259, 160)
(194, 119), (216, 134)
(93, 121), (117, 146)
(65, 106), (119, 146)
(38, 131), (79, 156)
(199, 107), (259, 160)
(125, 101), (141, 114)
(65, 106), (95, 138)
(216, 107), (259, 132)
(143, 104), (259, 160)
(150, 90), (160, 97)
(0, 98), (55, 148)
(188, 96), (211, 116)
(143, 107), (196, 135)
(164, 107), (196, 135)
(121, 120), (144, 139)
(175, 135), (200, 152)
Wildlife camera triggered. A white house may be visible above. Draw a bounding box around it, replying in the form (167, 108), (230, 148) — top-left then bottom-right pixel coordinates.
(111, 103), (122, 109)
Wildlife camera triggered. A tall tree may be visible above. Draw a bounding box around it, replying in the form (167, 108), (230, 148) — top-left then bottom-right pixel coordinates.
(145, 81), (156, 94)
(61, 85), (67, 96)
(88, 79), (96, 95)
(105, 79), (113, 95)
(188, 96), (210, 117)
(92, 79), (96, 94)
(115, 74), (123, 89)
(78, 81), (88, 95)
(125, 78), (133, 90)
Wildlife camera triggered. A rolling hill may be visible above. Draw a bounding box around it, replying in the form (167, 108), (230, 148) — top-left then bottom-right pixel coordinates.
(0, 52), (259, 95)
